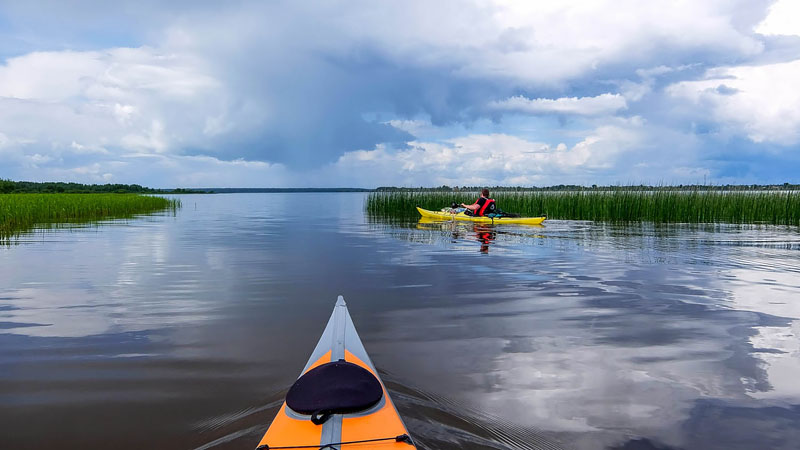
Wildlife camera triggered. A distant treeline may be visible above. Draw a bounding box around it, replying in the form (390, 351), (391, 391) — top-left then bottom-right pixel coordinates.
(0, 180), (370, 194)
(375, 183), (800, 192)
(201, 187), (372, 193)
(0, 179), (208, 194)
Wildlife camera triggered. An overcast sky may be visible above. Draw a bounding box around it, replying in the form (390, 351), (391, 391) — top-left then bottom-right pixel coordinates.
(1, 0), (799, 188)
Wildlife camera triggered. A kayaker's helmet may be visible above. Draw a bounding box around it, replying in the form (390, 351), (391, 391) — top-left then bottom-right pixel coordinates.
(482, 188), (490, 197)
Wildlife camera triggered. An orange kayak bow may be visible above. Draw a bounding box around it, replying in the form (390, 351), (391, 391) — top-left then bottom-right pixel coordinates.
(256, 296), (416, 450)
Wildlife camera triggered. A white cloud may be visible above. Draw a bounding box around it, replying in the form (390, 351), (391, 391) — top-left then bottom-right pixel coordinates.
(755, 0), (800, 37)
(0, 132), (10, 149)
(285, 0), (765, 86)
(670, 166), (711, 180)
(490, 93), (627, 116)
(0, 51), (105, 101)
(330, 123), (644, 187)
(464, 3), (750, 79)
(321, 116), (724, 187)
(619, 64), (697, 101)
(668, 59), (800, 145)
(0, 47), (230, 158)
(70, 141), (110, 155)
(9, 152), (291, 188)
(0, 48), (218, 102)
(0, 131), (35, 155)
(121, 120), (169, 153)
(384, 119), (432, 136)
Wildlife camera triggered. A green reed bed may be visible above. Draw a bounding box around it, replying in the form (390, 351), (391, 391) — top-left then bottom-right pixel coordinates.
(1, 194), (181, 241)
(366, 190), (800, 225)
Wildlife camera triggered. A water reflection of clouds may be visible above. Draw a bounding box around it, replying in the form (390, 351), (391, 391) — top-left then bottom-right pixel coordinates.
(0, 288), (117, 338)
(369, 220), (800, 449)
(749, 324), (800, 400)
(724, 269), (800, 402)
(378, 290), (747, 449)
(1, 219), (216, 338)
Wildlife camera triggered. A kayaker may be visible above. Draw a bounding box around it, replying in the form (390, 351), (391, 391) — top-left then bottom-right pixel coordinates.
(461, 189), (496, 216)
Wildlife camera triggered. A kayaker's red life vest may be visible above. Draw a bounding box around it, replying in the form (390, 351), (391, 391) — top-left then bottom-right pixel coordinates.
(476, 197), (495, 216)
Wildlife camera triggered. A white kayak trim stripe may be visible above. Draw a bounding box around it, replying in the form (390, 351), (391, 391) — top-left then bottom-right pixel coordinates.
(320, 296), (347, 446)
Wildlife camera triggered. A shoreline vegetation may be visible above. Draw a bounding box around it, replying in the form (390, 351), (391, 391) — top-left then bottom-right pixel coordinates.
(0, 179), (208, 194)
(366, 189), (800, 225)
(3, 179), (799, 228)
(0, 180), (376, 194)
(1, 193), (181, 242)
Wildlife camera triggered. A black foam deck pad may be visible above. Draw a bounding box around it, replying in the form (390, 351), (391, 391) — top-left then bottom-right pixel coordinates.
(286, 360), (383, 416)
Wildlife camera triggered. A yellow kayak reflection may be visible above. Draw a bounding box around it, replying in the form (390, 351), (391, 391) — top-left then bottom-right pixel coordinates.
(417, 217), (545, 253)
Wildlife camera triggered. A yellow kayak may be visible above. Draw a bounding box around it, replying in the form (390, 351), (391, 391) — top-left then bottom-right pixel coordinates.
(257, 296), (415, 450)
(416, 207), (546, 225)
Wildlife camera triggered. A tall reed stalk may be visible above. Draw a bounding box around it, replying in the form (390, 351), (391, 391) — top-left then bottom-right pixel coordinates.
(1, 194), (181, 241)
(366, 189), (800, 225)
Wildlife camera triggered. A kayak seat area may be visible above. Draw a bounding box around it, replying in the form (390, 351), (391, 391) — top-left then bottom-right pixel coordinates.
(286, 360), (383, 425)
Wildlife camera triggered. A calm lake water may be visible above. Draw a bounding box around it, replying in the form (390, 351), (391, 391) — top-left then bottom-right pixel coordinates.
(2, 193), (800, 450)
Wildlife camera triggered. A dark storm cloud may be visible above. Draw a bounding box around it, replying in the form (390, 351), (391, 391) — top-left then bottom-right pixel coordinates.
(187, 46), (513, 166)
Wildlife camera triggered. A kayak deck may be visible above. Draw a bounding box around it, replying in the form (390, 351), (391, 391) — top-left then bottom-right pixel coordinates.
(416, 206), (546, 225)
(257, 296), (415, 449)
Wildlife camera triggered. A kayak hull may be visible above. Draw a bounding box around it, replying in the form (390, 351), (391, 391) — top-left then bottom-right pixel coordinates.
(416, 207), (546, 225)
(258, 296), (415, 449)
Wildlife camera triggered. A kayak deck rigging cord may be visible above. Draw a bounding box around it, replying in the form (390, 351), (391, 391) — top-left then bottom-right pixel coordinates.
(256, 433), (414, 449)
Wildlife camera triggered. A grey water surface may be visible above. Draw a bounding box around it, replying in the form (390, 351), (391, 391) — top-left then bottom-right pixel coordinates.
(1, 193), (799, 450)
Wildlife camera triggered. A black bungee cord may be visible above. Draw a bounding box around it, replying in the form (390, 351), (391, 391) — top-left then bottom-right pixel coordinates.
(256, 433), (413, 450)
